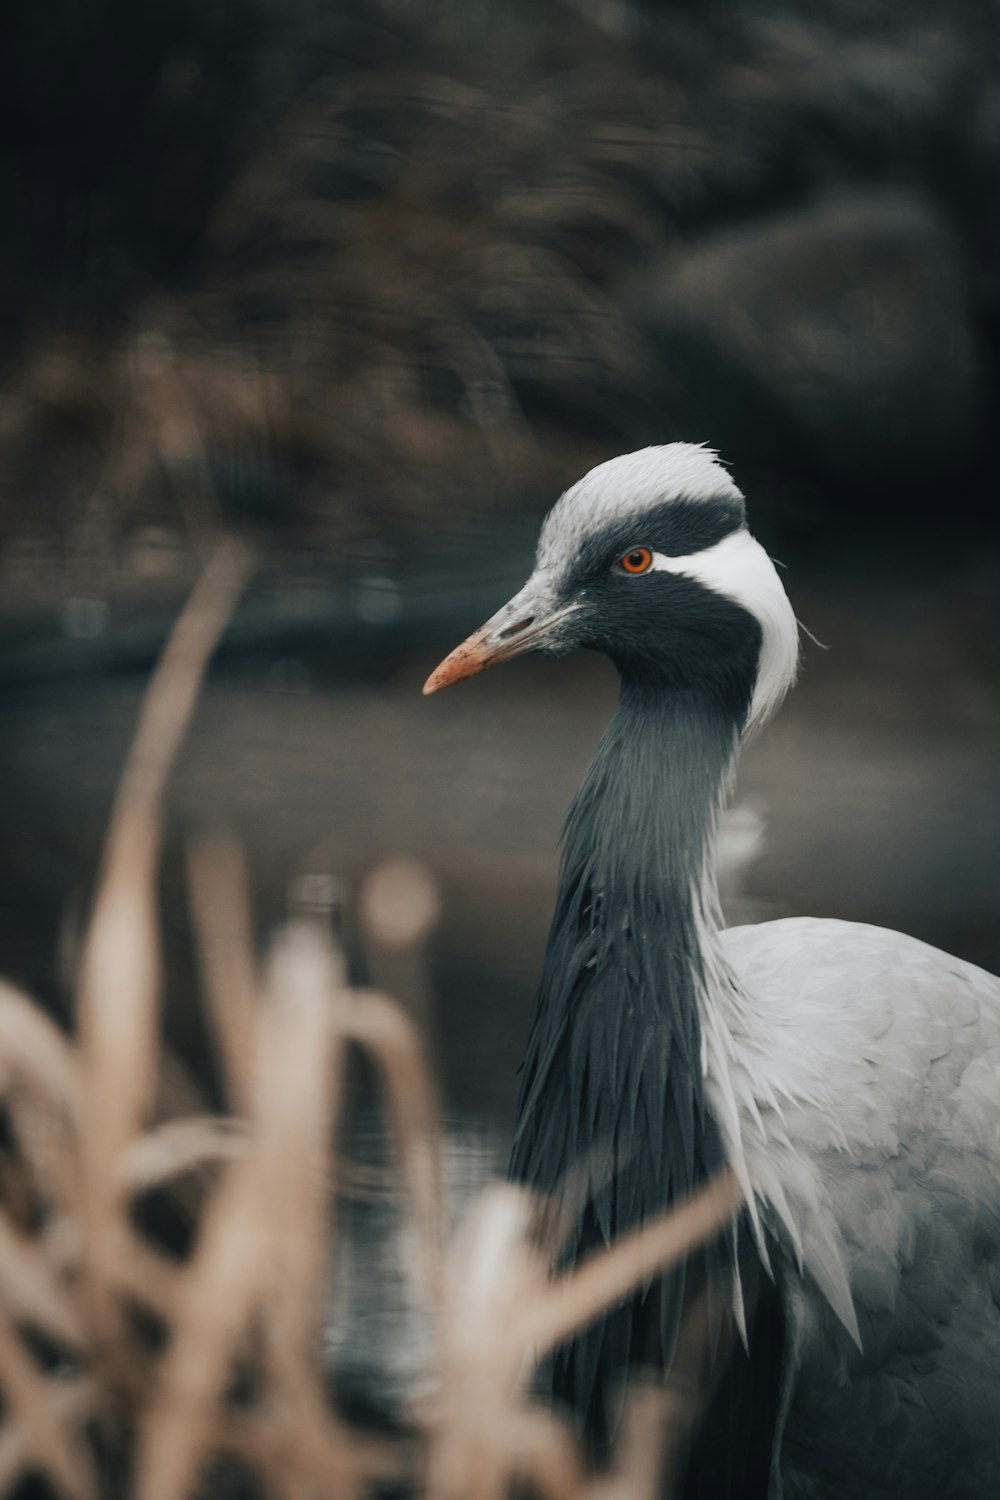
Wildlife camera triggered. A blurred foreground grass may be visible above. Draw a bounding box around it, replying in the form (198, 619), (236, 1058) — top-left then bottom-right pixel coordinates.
(0, 544), (740, 1500)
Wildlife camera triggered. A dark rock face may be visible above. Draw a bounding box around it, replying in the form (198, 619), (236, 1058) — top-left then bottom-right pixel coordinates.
(631, 190), (986, 498)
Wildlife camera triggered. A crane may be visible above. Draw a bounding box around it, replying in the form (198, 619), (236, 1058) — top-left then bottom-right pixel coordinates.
(423, 444), (1000, 1498)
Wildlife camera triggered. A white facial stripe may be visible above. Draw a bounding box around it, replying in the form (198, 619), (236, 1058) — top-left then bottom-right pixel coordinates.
(648, 530), (799, 733)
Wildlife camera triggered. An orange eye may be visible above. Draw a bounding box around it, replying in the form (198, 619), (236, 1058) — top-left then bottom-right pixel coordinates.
(618, 547), (653, 575)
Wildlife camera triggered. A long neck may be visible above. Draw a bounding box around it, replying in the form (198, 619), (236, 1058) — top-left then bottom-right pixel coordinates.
(561, 674), (737, 963)
(511, 675), (741, 1198)
(509, 675), (744, 1433)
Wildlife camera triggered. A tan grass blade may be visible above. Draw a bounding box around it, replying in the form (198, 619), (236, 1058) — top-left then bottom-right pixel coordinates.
(255, 919), (342, 1375)
(506, 1408), (586, 1500)
(0, 981), (80, 1118)
(74, 539), (253, 1351)
(218, 1404), (410, 1496)
(0, 982), (81, 1222)
(117, 1116), (248, 1196)
(135, 919), (345, 1500)
(0, 1215), (84, 1348)
(108, 1239), (183, 1325)
(78, 537), (254, 1150)
(529, 1167), (743, 1356)
(0, 1302), (96, 1500)
(527, 1170), (740, 1362)
(132, 1149), (269, 1500)
(342, 989), (443, 1309)
(429, 1169), (742, 1500)
(185, 833), (259, 1115)
(0, 1374), (97, 1497)
(587, 1387), (676, 1500)
(427, 1186), (541, 1500)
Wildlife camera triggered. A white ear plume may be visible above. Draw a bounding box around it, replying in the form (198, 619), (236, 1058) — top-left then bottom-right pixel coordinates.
(649, 530), (799, 733)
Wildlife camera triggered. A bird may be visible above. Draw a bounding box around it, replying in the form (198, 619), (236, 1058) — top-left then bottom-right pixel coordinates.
(422, 443), (1000, 1498)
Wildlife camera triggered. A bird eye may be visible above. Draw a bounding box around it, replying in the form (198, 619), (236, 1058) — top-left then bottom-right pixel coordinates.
(618, 547), (653, 575)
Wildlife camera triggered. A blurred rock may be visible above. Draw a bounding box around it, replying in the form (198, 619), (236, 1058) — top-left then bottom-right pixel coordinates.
(4, 0), (1000, 546)
(632, 190), (987, 499)
(748, 15), (970, 165)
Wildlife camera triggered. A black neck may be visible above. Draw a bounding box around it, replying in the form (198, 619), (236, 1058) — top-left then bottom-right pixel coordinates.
(509, 674), (744, 1433)
(512, 674), (740, 1166)
(562, 673), (739, 948)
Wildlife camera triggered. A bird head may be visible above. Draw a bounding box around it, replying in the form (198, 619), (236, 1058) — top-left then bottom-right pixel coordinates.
(423, 444), (799, 735)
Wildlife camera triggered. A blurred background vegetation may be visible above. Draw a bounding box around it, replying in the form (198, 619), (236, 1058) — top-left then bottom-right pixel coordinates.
(0, 0), (998, 1132)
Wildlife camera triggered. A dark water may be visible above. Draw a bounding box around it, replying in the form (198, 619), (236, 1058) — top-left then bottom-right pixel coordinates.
(1, 552), (996, 1095)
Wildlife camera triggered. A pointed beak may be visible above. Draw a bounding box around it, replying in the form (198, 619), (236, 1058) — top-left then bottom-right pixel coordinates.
(422, 580), (578, 695)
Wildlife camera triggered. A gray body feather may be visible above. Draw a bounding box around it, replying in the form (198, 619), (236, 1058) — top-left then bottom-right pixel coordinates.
(722, 917), (1000, 1498)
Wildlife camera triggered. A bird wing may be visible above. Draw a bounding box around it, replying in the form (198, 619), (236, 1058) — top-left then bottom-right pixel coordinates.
(720, 917), (1000, 1497)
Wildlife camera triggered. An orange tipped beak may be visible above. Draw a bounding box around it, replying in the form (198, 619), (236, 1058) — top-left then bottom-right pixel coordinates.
(422, 590), (580, 696)
(422, 625), (499, 695)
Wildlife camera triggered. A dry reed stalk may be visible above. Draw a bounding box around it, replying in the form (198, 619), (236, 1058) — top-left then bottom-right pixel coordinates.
(108, 1239), (184, 1323)
(215, 1406), (411, 1498)
(337, 988), (443, 1310)
(134, 911), (405, 1500)
(117, 1116), (248, 1197)
(75, 539), (252, 1358)
(428, 1186), (569, 1500)
(0, 1214), (83, 1347)
(0, 981), (80, 1116)
(0, 1370), (98, 1499)
(132, 1142), (275, 1500)
(528, 1167), (743, 1356)
(0, 1372), (97, 1495)
(185, 834), (259, 1116)
(0, 982), (81, 1224)
(0, 1301), (95, 1500)
(253, 921), (341, 1391)
(428, 1170), (742, 1500)
(629, 1287), (715, 1500)
(586, 1387), (676, 1500)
